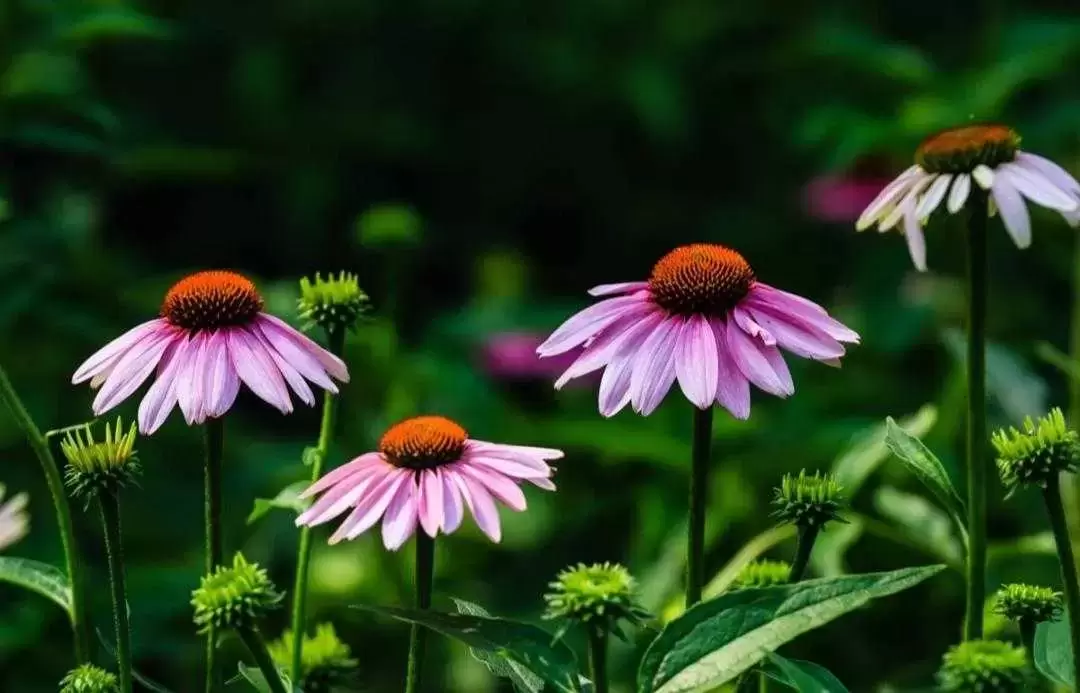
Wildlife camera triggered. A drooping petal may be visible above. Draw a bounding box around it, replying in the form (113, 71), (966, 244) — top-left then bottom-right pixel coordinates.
(537, 293), (651, 357)
(255, 315), (339, 392)
(137, 337), (186, 434)
(73, 319), (169, 384)
(675, 315), (719, 410)
(459, 463), (527, 511)
(464, 455), (552, 480)
(466, 440), (564, 463)
(327, 468), (409, 544)
(92, 330), (175, 415)
(855, 166), (921, 230)
(629, 317), (680, 415)
(902, 206), (928, 271)
(451, 470), (502, 542)
(991, 174), (1032, 248)
(714, 319), (751, 419)
(256, 313), (349, 383)
(726, 320), (794, 397)
(226, 328), (293, 413)
(588, 281), (649, 297)
(999, 163), (1078, 212)
(879, 175), (934, 231)
(916, 173), (952, 220)
(256, 329), (315, 406)
(947, 173), (971, 214)
(744, 307), (845, 361)
(1016, 152), (1080, 195)
(417, 469), (444, 538)
(202, 332), (239, 418)
(441, 470), (465, 533)
(745, 284), (859, 344)
(553, 310), (661, 389)
(300, 453), (385, 499)
(177, 331), (210, 424)
(381, 477), (419, 551)
(732, 308), (775, 345)
(297, 465), (384, 526)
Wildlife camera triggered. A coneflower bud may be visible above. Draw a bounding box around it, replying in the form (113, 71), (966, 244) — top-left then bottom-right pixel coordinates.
(59, 664), (119, 693)
(936, 640), (1034, 692)
(543, 562), (650, 638)
(268, 623), (358, 693)
(993, 408), (1080, 497)
(60, 418), (139, 502)
(772, 470), (845, 528)
(730, 560), (791, 591)
(994, 583), (1064, 625)
(191, 553), (283, 633)
(297, 271), (370, 334)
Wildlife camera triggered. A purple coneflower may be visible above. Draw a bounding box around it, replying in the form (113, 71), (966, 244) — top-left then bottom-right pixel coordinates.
(71, 271), (348, 434)
(296, 415), (560, 550)
(537, 244), (859, 419)
(856, 124), (1080, 270)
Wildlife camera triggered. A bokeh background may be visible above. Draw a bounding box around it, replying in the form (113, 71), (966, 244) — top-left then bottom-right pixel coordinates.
(4, 0), (1080, 690)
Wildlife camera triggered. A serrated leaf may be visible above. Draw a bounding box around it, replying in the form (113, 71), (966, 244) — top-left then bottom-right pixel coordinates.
(247, 481), (311, 525)
(0, 557), (72, 616)
(1035, 617), (1073, 687)
(883, 418), (965, 527)
(636, 565), (945, 693)
(354, 604), (580, 693)
(451, 598), (545, 693)
(764, 652), (850, 692)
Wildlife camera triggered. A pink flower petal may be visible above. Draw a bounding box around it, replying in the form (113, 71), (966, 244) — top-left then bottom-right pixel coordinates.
(450, 469), (502, 542)
(255, 315), (340, 392)
(745, 284), (859, 343)
(464, 455), (552, 480)
(73, 319), (169, 384)
(202, 332), (238, 418)
(675, 315), (719, 410)
(226, 328), (293, 414)
(137, 336), (187, 434)
(553, 310), (659, 389)
(745, 307), (845, 361)
(726, 317), (793, 397)
(92, 330), (175, 415)
(257, 330), (315, 407)
(587, 281), (650, 297)
(417, 469), (444, 538)
(458, 463), (527, 511)
(598, 351), (635, 417)
(537, 293), (651, 357)
(902, 206), (928, 271)
(732, 307), (775, 345)
(178, 331), (210, 424)
(467, 440), (564, 462)
(256, 313), (349, 383)
(328, 468), (409, 544)
(441, 470), (465, 533)
(381, 477), (419, 551)
(629, 317), (680, 415)
(300, 453), (384, 499)
(714, 319), (751, 419)
(297, 466), (383, 526)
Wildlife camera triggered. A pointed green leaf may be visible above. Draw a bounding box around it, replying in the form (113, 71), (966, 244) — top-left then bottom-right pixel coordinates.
(883, 417), (965, 523)
(0, 557), (72, 615)
(764, 652), (850, 692)
(247, 481), (311, 525)
(451, 598), (544, 693)
(1035, 617), (1073, 687)
(354, 604), (580, 693)
(637, 565), (945, 693)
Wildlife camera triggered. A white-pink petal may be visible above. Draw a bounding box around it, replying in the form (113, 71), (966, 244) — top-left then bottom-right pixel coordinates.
(629, 317), (680, 415)
(675, 315), (719, 410)
(381, 479), (419, 550)
(991, 175), (1032, 248)
(226, 328), (293, 413)
(73, 319), (168, 384)
(417, 470), (444, 537)
(587, 281), (649, 297)
(537, 294), (651, 357)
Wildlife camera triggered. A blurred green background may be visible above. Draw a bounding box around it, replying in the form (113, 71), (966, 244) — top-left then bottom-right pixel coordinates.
(4, 0), (1080, 690)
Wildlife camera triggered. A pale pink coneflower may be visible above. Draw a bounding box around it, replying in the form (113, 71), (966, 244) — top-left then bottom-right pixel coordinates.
(536, 244), (859, 420)
(71, 271), (349, 434)
(856, 124), (1080, 270)
(296, 415), (561, 550)
(0, 485), (28, 551)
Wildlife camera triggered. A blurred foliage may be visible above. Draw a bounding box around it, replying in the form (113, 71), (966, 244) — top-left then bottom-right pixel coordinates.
(2, 0), (1080, 691)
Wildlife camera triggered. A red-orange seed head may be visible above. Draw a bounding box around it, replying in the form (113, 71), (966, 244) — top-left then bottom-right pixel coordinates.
(648, 244), (755, 317)
(915, 124), (1020, 174)
(380, 416), (468, 470)
(161, 271), (264, 330)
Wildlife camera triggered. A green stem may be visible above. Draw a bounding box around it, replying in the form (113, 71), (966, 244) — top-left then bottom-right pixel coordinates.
(290, 327), (345, 681)
(1065, 233), (1080, 567)
(788, 525), (820, 583)
(99, 493), (132, 693)
(237, 625), (289, 693)
(1018, 617), (1036, 665)
(587, 629), (608, 693)
(405, 533), (435, 693)
(204, 418), (225, 693)
(687, 405), (713, 607)
(1043, 477), (1080, 689)
(0, 364), (90, 661)
(758, 670), (769, 693)
(964, 192), (988, 641)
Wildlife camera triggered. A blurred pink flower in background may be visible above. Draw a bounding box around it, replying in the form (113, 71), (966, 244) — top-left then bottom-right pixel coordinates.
(804, 173), (895, 223)
(481, 331), (581, 381)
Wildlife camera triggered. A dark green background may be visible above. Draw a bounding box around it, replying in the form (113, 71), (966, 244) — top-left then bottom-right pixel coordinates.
(3, 0), (1080, 690)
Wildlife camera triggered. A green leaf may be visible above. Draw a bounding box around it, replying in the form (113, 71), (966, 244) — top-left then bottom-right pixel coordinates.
(231, 663), (298, 693)
(354, 604), (580, 693)
(1035, 617), (1073, 687)
(247, 481), (311, 525)
(831, 406), (937, 497)
(451, 598), (545, 693)
(636, 565), (945, 693)
(883, 417), (965, 525)
(764, 652), (850, 692)
(0, 557), (72, 616)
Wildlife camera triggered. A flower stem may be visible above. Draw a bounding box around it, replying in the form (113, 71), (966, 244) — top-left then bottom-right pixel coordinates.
(290, 327), (345, 681)
(204, 418), (225, 693)
(236, 624), (289, 693)
(1043, 477), (1080, 688)
(587, 629), (609, 693)
(405, 533), (435, 693)
(687, 405), (713, 607)
(0, 364), (90, 661)
(1065, 234), (1080, 568)
(788, 525), (820, 583)
(964, 192), (988, 641)
(99, 493), (132, 693)
(1018, 617), (1036, 665)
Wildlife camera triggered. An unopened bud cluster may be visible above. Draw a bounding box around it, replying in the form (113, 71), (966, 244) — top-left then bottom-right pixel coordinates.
(730, 559), (791, 591)
(993, 583), (1063, 626)
(59, 664), (118, 693)
(268, 623), (358, 693)
(60, 418), (139, 501)
(936, 640), (1033, 693)
(772, 470), (845, 528)
(297, 271), (370, 334)
(543, 562), (650, 637)
(993, 409), (1080, 496)
(191, 553), (282, 633)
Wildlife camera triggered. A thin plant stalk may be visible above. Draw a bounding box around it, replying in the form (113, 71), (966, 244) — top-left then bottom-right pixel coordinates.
(405, 533), (435, 693)
(1043, 476), (1080, 688)
(204, 419), (225, 693)
(964, 193), (989, 641)
(236, 625), (289, 693)
(0, 364), (90, 661)
(687, 406), (713, 607)
(587, 629), (609, 693)
(99, 493), (132, 693)
(289, 327), (345, 681)
(1065, 233), (1080, 564)
(1018, 618), (1036, 665)
(788, 525), (820, 584)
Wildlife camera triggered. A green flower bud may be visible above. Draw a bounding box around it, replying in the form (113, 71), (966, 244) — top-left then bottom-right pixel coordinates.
(772, 470), (845, 528)
(268, 623), (358, 693)
(543, 562), (650, 636)
(60, 418), (139, 501)
(297, 271), (370, 334)
(993, 583), (1063, 625)
(191, 553), (283, 633)
(993, 409), (1080, 496)
(937, 640), (1034, 692)
(59, 664), (118, 693)
(730, 560), (791, 591)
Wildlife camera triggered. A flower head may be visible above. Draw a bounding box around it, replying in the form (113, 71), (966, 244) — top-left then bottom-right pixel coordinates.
(856, 124), (1080, 270)
(72, 270), (350, 434)
(191, 553), (283, 633)
(993, 408), (1080, 496)
(730, 559), (791, 590)
(268, 623), (358, 692)
(298, 271), (370, 334)
(994, 583), (1063, 625)
(296, 415), (562, 549)
(537, 244), (858, 419)
(0, 484), (28, 551)
(60, 418), (139, 499)
(937, 640), (1033, 692)
(543, 562), (650, 636)
(59, 664), (119, 693)
(772, 470), (845, 528)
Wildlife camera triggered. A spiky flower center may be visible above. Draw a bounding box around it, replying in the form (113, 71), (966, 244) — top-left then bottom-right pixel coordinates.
(648, 244), (755, 317)
(994, 583), (1063, 624)
(772, 469), (845, 528)
(937, 640), (1031, 693)
(543, 562), (649, 632)
(916, 124), (1020, 174)
(379, 416), (467, 470)
(191, 553), (282, 633)
(161, 271), (264, 330)
(297, 271), (370, 333)
(60, 664), (119, 693)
